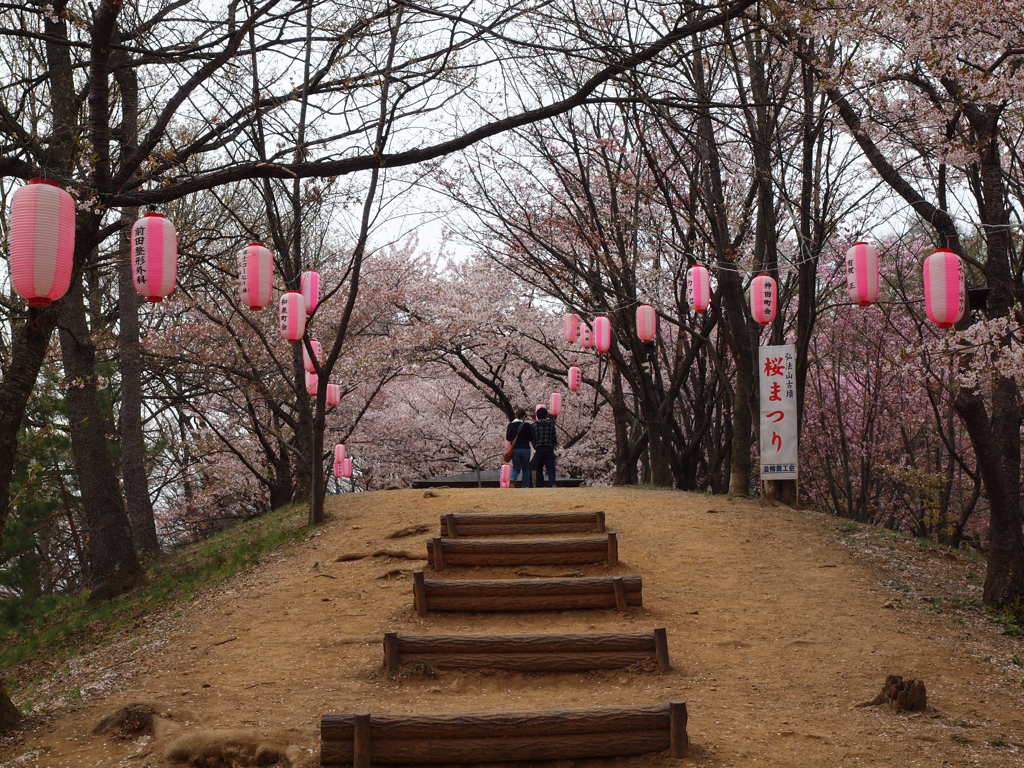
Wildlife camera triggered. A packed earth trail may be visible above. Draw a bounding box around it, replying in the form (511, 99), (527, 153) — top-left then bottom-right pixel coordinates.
(2, 488), (1023, 767)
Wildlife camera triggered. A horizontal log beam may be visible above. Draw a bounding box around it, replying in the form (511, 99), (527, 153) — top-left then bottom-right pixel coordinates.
(393, 631), (658, 654)
(440, 511), (606, 537)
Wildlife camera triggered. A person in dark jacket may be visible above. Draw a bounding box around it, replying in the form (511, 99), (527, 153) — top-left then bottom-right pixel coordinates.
(531, 407), (558, 487)
(505, 409), (534, 488)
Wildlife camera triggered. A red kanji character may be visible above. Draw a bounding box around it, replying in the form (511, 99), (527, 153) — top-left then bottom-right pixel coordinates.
(763, 357), (784, 376)
(771, 432), (782, 451)
(766, 410), (784, 423)
(769, 382), (782, 401)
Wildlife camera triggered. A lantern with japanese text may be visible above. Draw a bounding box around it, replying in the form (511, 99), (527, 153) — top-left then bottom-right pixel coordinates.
(340, 457), (353, 478)
(279, 290), (306, 342)
(923, 249), (965, 329)
(302, 337), (322, 373)
(846, 242), (880, 307)
(636, 304), (656, 342)
(8, 179), (75, 307)
(334, 444), (346, 463)
(326, 383), (341, 407)
(749, 273), (777, 326)
(562, 313), (579, 344)
(567, 366), (581, 392)
(687, 265), (710, 313)
(499, 463), (512, 488)
(130, 212), (177, 302)
(579, 325), (592, 349)
(238, 242), (273, 310)
(549, 392), (562, 416)
(593, 315), (612, 353)
(333, 461), (343, 478)
(301, 270), (320, 315)
(305, 370), (318, 396)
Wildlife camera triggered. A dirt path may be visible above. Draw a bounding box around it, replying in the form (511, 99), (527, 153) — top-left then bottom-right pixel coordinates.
(2, 488), (1023, 767)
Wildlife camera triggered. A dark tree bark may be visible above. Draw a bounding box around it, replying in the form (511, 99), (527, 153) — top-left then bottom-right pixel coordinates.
(0, 680), (20, 733)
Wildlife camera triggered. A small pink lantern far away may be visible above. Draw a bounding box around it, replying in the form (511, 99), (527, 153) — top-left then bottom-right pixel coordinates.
(305, 370), (318, 396)
(567, 366), (581, 392)
(238, 242), (273, 310)
(549, 392), (562, 416)
(579, 325), (592, 349)
(8, 179), (75, 307)
(340, 457), (353, 479)
(333, 460), (343, 478)
(302, 337), (322, 373)
(636, 304), (656, 342)
(279, 290), (306, 342)
(326, 382), (341, 407)
(749, 273), (778, 326)
(499, 463), (512, 488)
(687, 265), (711, 313)
(131, 212), (177, 302)
(846, 242), (880, 307)
(562, 313), (579, 344)
(593, 315), (612, 353)
(301, 270), (320, 315)
(334, 443), (346, 463)
(923, 249), (965, 329)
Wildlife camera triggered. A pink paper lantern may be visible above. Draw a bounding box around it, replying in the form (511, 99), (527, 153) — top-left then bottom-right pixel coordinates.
(279, 290), (306, 342)
(8, 179), (75, 307)
(636, 304), (656, 342)
(302, 337), (322, 373)
(238, 242), (273, 310)
(499, 463), (512, 488)
(326, 383), (341, 407)
(340, 457), (353, 478)
(687, 265), (711, 313)
(593, 315), (612, 353)
(334, 443), (346, 463)
(923, 249), (965, 329)
(749, 273), (777, 326)
(305, 370), (318, 396)
(562, 313), (579, 344)
(130, 212), (177, 302)
(846, 242), (880, 307)
(549, 392), (562, 416)
(579, 325), (592, 349)
(301, 270), (320, 315)
(567, 366), (581, 392)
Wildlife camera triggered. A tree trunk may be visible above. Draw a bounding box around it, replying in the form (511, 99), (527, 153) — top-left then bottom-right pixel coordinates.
(0, 681), (20, 733)
(59, 273), (142, 595)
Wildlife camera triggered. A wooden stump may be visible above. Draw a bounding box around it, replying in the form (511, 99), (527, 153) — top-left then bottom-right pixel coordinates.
(858, 675), (927, 712)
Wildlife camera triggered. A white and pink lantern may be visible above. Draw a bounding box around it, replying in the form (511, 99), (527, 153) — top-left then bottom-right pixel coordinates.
(238, 242), (273, 310)
(326, 382), (341, 407)
(302, 337), (322, 373)
(279, 290), (306, 342)
(593, 315), (612, 353)
(340, 457), (353, 479)
(923, 249), (965, 329)
(636, 304), (656, 342)
(567, 366), (581, 392)
(579, 325), (592, 349)
(8, 179), (75, 307)
(749, 273), (777, 326)
(562, 313), (580, 344)
(846, 242), (880, 307)
(499, 463), (512, 488)
(549, 392), (562, 416)
(300, 270), (320, 315)
(305, 370), (318, 396)
(687, 265), (711, 313)
(334, 443), (346, 463)
(130, 212), (177, 302)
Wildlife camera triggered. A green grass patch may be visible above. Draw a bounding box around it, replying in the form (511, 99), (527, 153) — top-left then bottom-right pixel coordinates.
(0, 503), (309, 684)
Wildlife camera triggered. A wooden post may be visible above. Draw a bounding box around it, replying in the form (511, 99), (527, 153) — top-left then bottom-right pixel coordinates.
(607, 531), (619, 566)
(612, 576), (627, 610)
(413, 571), (428, 616)
(353, 712), (371, 768)
(595, 510), (606, 532)
(383, 632), (400, 675)
(669, 701), (688, 758)
(653, 627), (671, 672)
(431, 537), (446, 570)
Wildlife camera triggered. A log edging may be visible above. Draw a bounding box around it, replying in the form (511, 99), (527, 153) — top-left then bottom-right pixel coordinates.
(440, 510), (607, 537)
(426, 532), (619, 569)
(412, 572), (642, 614)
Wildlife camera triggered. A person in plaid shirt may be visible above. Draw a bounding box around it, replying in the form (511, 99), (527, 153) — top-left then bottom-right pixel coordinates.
(531, 407), (558, 487)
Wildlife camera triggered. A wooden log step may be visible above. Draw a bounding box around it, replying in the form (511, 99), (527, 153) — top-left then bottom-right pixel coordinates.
(427, 533), (619, 569)
(321, 701), (688, 765)
(440, 510), (606, 537)
(383, 629), (671, 674)
(412, 572), (642, 614)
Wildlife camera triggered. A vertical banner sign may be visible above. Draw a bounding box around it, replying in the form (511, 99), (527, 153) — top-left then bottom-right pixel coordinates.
(759, 344), (798, 480)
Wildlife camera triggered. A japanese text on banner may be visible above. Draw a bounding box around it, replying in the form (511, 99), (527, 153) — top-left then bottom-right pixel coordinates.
(759, 344), (798, 480)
